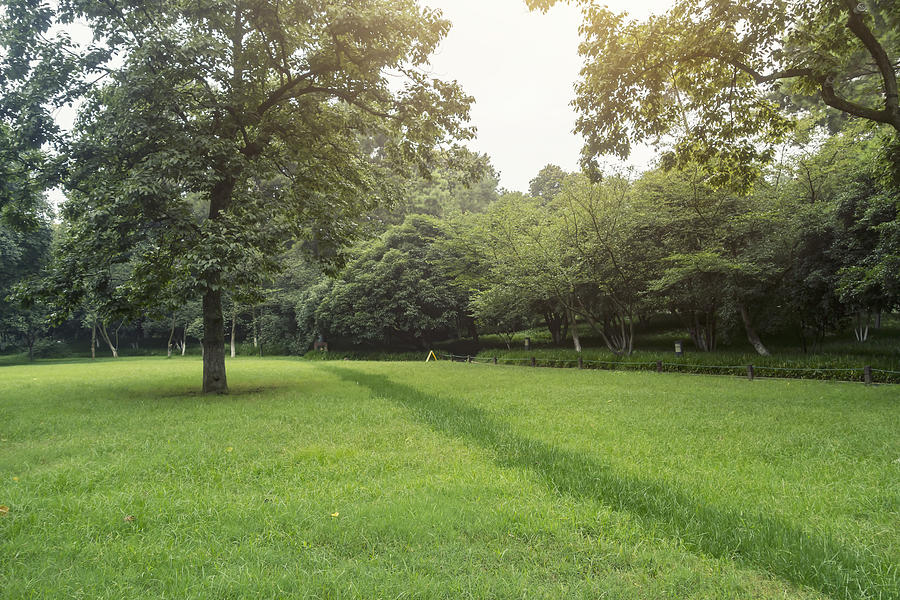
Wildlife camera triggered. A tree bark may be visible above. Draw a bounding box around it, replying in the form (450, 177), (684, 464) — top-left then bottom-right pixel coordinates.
(854, 310), (870, 343)
(739, 303), (770, 356)
(91, 319), (96, 360)
(167, 312), (176, 358)
(230, 307), (237, 359)
(202, 284), (228, 393)
(98, 321), (119, 358)
(568, 308), (582, 353)
(201, 174), (235, 393)
(544, 311), (563, 345)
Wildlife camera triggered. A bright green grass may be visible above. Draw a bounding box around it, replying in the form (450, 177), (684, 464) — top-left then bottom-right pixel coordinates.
(1, 358), (897, 599)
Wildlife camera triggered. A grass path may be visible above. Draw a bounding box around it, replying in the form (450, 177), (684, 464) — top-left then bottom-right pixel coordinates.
(1, 358), (897, 599)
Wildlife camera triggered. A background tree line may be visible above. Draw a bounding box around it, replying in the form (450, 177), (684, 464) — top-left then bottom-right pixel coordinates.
(1, 0), (897, 378)
(3, 125), (896, 359)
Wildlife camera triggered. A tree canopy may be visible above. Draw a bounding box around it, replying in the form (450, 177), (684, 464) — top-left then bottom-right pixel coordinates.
(527, 0), (899, 187)
(1, 0), (474, 391)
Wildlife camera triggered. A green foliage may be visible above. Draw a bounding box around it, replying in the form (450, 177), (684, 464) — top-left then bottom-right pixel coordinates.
(377, 148), (500, 227)
(316, 215), (468, 348)
(528, 0), (900, 189)
(0, 217), (52, 356)
(1, 0), (474, 390)
(528, 163), (568, 202)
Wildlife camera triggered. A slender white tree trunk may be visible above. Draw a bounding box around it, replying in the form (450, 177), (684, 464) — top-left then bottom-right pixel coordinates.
(98, 322), (119, 358)
(568, 308), (582, 353)
(230, 309), (237, 358)
(167, 313), (176, 358)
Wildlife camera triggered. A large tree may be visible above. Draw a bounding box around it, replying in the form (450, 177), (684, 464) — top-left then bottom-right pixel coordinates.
(2, 0), (473, 392)
(528, 0), (899, 187)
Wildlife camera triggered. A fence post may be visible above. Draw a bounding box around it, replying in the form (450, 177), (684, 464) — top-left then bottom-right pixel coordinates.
(466, 355), (471, 363)
(578, 356), (583, 369)
(493, 356), (498, 365)
(531, 357), (536, 368)
(656, 360), (662, 373)
(747, 364), (754, 381)
(864, 365), (872, 385)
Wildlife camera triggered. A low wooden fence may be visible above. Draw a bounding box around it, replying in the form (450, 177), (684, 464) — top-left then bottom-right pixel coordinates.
(438, 353), (900, 385)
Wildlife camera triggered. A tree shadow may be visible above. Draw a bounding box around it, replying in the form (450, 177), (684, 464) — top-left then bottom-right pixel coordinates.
(324, 365), (897, 600)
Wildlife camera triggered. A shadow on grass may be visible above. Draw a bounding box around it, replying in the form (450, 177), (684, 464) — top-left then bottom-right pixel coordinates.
(325, 365), (898, 600)
(119, 383), (293, 402)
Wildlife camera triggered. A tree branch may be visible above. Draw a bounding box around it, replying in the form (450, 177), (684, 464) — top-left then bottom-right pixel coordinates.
(841, 0), (899, 117)
(820, 79), (898, 129)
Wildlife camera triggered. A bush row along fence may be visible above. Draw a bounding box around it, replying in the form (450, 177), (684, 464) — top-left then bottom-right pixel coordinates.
(438, 353), (900, 385)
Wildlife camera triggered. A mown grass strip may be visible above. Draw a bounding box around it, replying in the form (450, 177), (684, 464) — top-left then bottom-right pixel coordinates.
(325, 365), (899, 600)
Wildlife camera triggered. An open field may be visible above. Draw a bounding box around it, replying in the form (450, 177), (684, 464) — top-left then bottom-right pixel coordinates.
(1, 358), (898, 599)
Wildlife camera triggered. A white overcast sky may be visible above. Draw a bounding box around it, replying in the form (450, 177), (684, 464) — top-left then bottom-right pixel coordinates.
(424, 0), (675, 192)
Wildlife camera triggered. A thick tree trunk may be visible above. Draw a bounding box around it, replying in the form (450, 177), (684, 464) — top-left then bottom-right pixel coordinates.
(202, 283), (228, 393)
(202, 285), (228, 393)
(739, 303), (770, 356)
(181, 327), (187, 356)
(201, 174), (235, 393)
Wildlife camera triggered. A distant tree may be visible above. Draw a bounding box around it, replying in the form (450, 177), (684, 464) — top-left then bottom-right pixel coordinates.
(553, 174), (651, 355)
(477, 192), (585, 351)
(528, 164), (568, 202)
(0, 215), (52, 357)
(317, 215), (468, 348)
(470, 285), (532, 349)
(371, 148), (499, 228)
(630, 165), (794, 354)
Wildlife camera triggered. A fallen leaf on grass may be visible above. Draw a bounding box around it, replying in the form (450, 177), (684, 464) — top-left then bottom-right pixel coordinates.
(226, 447), (234, 453)
(330, 512), (339, 518)
(0, 506), (9, 516)
(124, 515), (135, 522)
(12, 477), (18, 482)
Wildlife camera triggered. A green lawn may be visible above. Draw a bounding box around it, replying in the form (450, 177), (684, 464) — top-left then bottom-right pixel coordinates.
(1, 358), (897, 599)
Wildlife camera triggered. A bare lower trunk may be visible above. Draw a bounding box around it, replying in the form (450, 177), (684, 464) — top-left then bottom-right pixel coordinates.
(201, 173), (235, 393)
(230, 308), (237, 359)
(167, 312), (176, 358)
(98, 322), (119, 358)
(91, 320), (96, 360)
(874, 311), (881, 329)
(686, 310), (716, 352)
(568, 308), (582, 353)
(202, 283), (228, 394)
(854, 310), (870, 342)
(252, 305), (258, 348)
(181, 326), (187, 356)
(739, 303), (770, 356)
(544, 312), (563, 345)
